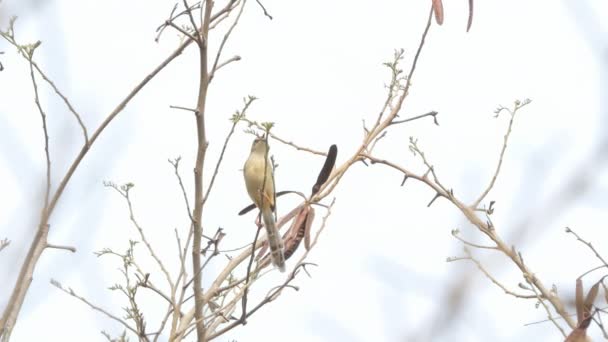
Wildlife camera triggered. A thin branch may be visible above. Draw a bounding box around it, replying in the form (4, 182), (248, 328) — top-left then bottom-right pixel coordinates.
(203, 96), (257, 204)
(209, 0), (247, 82)
(254, 0), (273, 20)
(472, 99), (531, 208)
(454, 248), (536, 299)
(106, 183), (175, 295)
(390, 110), (438, 126)
(312, 8), (434, 203)
(45, 243), (76, 253)
(27, 57), (51, 210)
(166, 21), (199, 42)
(169, 105), (197, 113)
(1, 33), (89, 144)
(566, 227), (608, 268)
(451, 230), (497, 250)
(242, 118), (327, 156)
(213, 55), (241, 73)
(239, 225), (263, 324)
(50, 279), (140, 337)
(362, 151), (577, 328)
(152, 303), (174, 342)
(169, 157), (194, 223)
(182, 0), (200, 42)
(206, 264), (308, 340)
(523, 270), (568, 337)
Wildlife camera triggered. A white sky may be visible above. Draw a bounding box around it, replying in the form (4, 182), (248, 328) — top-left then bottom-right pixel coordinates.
(1, 0), (607, 341)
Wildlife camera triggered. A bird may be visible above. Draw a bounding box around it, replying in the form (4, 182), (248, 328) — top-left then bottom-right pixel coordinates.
(243, 137), (286, 272)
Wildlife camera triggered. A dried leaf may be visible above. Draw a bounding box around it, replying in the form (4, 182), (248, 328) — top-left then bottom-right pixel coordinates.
(565, 328), (588, 342)
(432, 0), (444, 25)
(579, 281), (600, 329)
(304, 207), (316, 250)
(584, 281), (600, 313)
(311, 145), (338, 196)
(467, 0), (474, 32)
(576, 278), (584, 324)
(283, 207), (309, 260)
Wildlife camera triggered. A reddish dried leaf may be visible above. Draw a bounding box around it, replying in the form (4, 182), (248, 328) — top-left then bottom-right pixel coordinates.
(432, 0), (444, 25)
(565, 328), (588, 342)
(283, 207), (309, 260)
(576, 278), (584, 324)
(584, 281), (600, 314)
(304, 207), (316, 250)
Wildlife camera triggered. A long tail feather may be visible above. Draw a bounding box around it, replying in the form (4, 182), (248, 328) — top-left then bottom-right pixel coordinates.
(262, 208), (286, 272)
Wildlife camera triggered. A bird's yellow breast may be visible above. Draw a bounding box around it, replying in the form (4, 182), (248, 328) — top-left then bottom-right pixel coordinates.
(243, 152), (275, 210)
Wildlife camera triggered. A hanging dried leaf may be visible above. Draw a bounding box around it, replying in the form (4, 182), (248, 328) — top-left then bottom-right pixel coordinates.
(432, 0), (444, 25)
(581, 281), (600, 329)
(467, 0), (474, 32)
(565, 328), (588, 342)
(311, 145), (338, 196)
(576, 278), (584, 324)
(283, 207), (310, 260)
(304, 207), (316, 250)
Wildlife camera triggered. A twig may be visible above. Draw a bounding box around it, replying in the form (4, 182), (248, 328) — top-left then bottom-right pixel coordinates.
(1, 32), (88, 144)
(240, 225), (263, 324)
(242, 118), (327, 156)
(362, 151), (577, 329)
(169, 157), (194, 223)
(183, 0), (200, 42)
(50, 279), (140, 337)
(566, 227), (608, 268)
(169, 105), (197, 113)
(45, 243), (76, 253)
(451, 230), (497, 250)
(206, 264), (310, 340)
(166, 21), (199, 42)
(203, 96), (257, 204)
(522, 267), (568, 337)
(472, 99), (531, 208)
(254, 0), (273, 19)
(209, 0), (247, 82)
(106, 183), (175, 296)
(213, 55), (241, 73)
(313, 8), (434, 203)
(454, 248), (535, 298)
(390, 110), (438, 126)
(27, 57), (51, 209)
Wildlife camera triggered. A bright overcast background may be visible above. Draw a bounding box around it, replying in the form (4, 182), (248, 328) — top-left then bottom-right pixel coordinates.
(1, 0), (607, 341)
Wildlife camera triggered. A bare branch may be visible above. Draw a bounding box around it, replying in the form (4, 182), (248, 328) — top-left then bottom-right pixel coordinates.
(45, 243), (76, 253)
(472, 99), (531, 208)
(50, 279), (140, 337)
(203, 96), (257, 204)
(566, 227), (608, 268)
(190, 0), (215, 339)
(209, 0), (247, 82)
(105, 183), (175, 296)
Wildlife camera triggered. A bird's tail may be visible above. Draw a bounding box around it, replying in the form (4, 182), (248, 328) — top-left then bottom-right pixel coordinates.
(262, 208), (286, 272)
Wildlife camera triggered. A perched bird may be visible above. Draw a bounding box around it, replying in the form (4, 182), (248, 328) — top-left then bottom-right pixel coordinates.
(243, 137), (286, 272)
